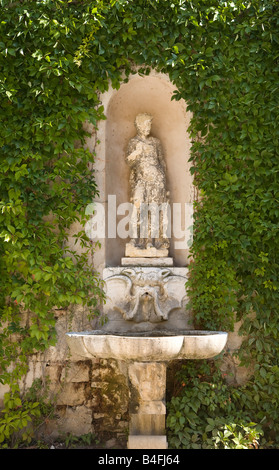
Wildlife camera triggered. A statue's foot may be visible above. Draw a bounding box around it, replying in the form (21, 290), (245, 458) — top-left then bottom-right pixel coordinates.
(137, 238), (147, 249)
(161, 240), (170, 249)
(155, 239), (169, 250)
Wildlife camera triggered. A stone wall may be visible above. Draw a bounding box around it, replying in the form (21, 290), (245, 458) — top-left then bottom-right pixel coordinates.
(0, 305), (130, 446)
(43, 355), (130, 446)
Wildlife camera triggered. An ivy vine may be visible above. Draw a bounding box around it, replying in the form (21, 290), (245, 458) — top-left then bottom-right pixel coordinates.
(0, 0), (279, 448)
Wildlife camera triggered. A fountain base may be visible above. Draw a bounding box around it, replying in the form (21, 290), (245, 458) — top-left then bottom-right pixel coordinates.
(128, 361), (167, 449)
(66, 330), (227, 449)
(128, 435), (168, 449)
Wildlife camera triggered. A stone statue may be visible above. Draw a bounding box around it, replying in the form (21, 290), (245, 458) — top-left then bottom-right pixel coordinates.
(125, 113), (169, 256)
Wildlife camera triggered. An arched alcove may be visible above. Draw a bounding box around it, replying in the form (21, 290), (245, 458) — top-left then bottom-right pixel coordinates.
(95, 71), (194, 268)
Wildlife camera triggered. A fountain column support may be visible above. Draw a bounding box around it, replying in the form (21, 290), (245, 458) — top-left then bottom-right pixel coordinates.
(127, 361), (168, 449)
(66, 331), (228, 449)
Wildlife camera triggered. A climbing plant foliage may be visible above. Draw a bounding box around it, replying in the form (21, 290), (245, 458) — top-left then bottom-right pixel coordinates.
(0, 0), (279, 447)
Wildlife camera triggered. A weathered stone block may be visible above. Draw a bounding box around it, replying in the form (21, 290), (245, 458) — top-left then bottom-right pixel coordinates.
(61, 361), (91, 383)
(56, 406), (93, 436)
(56, 383), (88, 406)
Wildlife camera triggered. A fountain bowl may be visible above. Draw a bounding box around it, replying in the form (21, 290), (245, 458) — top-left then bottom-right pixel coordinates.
(66, 330), (228, 362)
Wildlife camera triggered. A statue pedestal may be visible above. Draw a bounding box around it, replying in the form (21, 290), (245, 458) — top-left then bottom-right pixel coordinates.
(121, 257), (173, 267)
(124, 241), (171, 266)
(125, 243), (169, 259)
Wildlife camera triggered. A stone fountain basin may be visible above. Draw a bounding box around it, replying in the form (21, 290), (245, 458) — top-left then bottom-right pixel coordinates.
(66, 330), (227, 362)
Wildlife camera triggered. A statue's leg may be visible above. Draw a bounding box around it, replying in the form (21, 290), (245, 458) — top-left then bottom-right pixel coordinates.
(146, 211), (154, 248)
(134, 186), (145, 247)
(130, 203), (138, 246)
(155, 200), (170, 250)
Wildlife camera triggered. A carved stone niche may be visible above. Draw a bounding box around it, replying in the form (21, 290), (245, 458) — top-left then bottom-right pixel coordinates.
(102, 267), (190, 333)
(99, 71), (193, 269)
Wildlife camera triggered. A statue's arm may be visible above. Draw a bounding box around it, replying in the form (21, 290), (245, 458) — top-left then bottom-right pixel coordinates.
(126, 139), (135, 155)
(126, 139), (142, 166)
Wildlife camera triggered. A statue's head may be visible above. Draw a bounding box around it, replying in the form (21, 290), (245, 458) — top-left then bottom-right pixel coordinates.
(135, 113), (153, 136)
